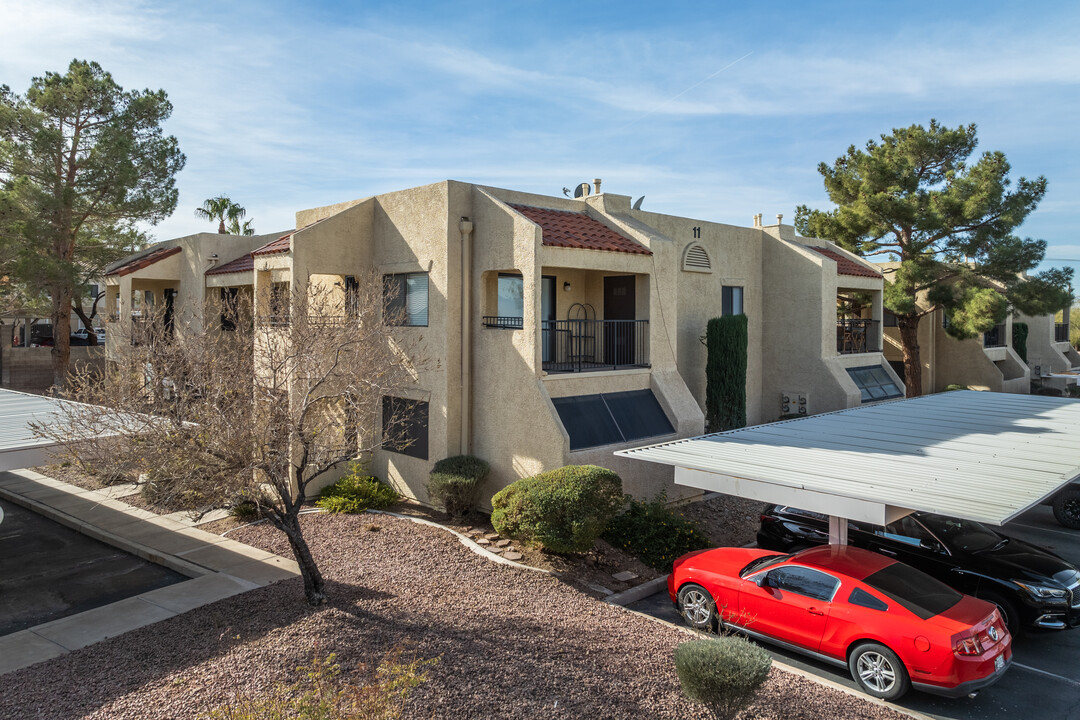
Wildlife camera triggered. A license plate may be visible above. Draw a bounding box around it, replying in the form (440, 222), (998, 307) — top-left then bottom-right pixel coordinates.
(994, 654), (1005, 672)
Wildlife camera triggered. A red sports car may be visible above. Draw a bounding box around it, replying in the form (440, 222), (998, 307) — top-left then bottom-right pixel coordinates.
(670, 545), (1012, 700)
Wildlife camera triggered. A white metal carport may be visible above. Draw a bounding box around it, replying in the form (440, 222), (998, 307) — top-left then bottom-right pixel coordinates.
(0, 388), (107, 472)
(616, 391), (1080, 543)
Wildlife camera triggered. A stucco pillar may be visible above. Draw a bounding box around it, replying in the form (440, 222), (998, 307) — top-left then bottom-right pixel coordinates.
(459, 217), (474, 455)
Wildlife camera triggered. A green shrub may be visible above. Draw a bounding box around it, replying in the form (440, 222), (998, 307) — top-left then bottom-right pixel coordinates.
(705, 315), (748, 432)
(491, 465), (623, 554)
(942, 384), (970, 392)
(427, 455), (490, 517)
(228, 499), (263, 523)
(674, 637), (772, 720)
(602, 494), (711, 570)
(1012, 321), (1028, 363)
(316, 465), (398, 514)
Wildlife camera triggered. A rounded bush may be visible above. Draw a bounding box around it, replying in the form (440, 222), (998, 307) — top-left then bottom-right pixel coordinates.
(490, 465), (623, 554)
(316, 467), (398, 514)
(674, 637), (772, 720)
(603, 493), (711, 570)
(427, 455), (490, 517)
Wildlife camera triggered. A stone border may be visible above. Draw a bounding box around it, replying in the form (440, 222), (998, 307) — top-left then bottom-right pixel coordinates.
(0, 469), (299, 675)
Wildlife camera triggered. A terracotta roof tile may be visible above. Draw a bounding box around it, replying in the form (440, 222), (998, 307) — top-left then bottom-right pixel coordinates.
(252, 233), (293, 256)
(508, 204), (651, 256)
(106, 245), (181, 277)
(206, 252), (255, 276)
(808, 246), (882, 279)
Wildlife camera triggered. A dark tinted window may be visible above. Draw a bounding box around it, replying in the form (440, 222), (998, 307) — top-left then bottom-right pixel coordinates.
(847, 365), (903, 402)
(863, 563), (962, 619)
(383, 273), (428, 326)
(848, 587), (889, 612)
(768, 566), (839, 601)
(780, 506), (827, 521)
(382, 396), (429, 459)
(552, 389), (674, 451)
(917, 513), (1001, 553)
(877, 515), (936, 548)
(722, 286), (744, 316)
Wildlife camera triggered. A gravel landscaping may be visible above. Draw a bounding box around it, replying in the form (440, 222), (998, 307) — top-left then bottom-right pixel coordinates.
(0, 512), (909, 719)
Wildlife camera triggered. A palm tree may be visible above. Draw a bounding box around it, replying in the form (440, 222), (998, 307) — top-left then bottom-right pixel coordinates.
(227, 217), (256, 236)
(195, 195), (246, 234)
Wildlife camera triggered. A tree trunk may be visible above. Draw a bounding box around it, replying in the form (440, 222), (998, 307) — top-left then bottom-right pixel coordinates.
(897, 316), (922, 397)
(72, 304), (99, 346)
(51, 287), (74, 389)
(280, 511), (326, 606)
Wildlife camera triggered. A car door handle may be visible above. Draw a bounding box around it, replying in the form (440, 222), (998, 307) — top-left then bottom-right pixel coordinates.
(878, 548), (897, 557)
(808, 607), (825, 616)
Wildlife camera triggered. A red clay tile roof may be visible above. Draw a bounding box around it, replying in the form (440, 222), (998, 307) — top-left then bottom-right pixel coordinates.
(508, 204), (651, 255)
(808, 246), (882, 279)
(252, 233), (293, 256)
(206, 252), (255, 276)
(106, 245), (182, 277)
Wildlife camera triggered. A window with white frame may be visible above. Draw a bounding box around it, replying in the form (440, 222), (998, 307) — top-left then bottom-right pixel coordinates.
(383, 272), (429, 327)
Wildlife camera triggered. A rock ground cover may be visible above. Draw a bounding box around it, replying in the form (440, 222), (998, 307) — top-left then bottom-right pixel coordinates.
(0, 513), (908, 720)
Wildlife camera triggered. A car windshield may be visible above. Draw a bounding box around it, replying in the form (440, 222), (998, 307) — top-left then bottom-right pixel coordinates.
(739, 553), (791, 578)
(917, 513), (1003, 553)
(863, 562), (962, 619)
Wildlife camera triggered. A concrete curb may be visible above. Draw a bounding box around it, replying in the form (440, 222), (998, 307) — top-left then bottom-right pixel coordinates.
(605, 574), (669, 606)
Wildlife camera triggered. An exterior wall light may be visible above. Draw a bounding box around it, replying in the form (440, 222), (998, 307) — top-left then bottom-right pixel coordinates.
(563, 281), (572, 292)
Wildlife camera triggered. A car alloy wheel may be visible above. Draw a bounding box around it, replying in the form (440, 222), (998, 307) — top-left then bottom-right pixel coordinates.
(1053, 489), (1080, 530)
(848, 643), (910, 700)
(677, 583), (716, 631)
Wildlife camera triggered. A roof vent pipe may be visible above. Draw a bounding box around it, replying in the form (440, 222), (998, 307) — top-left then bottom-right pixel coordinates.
(776, 213), (783, 224)
(593, 178), (602, 195)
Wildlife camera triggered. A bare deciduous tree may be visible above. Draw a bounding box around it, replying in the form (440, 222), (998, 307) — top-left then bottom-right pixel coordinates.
(38, 271), (426, 606)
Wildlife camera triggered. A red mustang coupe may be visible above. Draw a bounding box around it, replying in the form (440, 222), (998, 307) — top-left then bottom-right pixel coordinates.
(670, 545), (1012, 700)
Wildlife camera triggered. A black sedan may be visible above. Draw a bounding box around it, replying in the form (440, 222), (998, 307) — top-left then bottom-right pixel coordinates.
(757, 505), (1080, 636)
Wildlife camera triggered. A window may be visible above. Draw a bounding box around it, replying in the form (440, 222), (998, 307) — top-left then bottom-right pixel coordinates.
(384, 272), (428, 327)
(767, 566), (839, 601)
(269, 282), (290, 325)
(220, 287), (239, 331)
(846, 365), (903, 402)
(876, 514), (936, 548)
(722, 286), (743, 316)
(551, 389), (675, 451)
(382, 396), (428, 459)
(848, 587), (889, 612)
(344, 275), (360, 319)
(883, 310), (898, 327)
(497, 273), (524, 325)
(863, 563), (962, 620)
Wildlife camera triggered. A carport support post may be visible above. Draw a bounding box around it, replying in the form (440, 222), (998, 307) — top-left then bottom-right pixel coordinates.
(828, 515), (848, 545)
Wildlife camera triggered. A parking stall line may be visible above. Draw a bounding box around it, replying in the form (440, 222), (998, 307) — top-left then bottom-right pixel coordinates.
(1011, 662), (1080, 688)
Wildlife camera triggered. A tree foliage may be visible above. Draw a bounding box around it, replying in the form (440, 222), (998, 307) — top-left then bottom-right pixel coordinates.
(37, 273), (426, 606)
(796, 120), (1072, 396)
(0, 59), (185, 386)
(705, 315), (747, 432)
(196, 195), (253, 235)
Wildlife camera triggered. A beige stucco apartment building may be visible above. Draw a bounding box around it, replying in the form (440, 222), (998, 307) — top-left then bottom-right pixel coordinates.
(104, 181), (903, 505)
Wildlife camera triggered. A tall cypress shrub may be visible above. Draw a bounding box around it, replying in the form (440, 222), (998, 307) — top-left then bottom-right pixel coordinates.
(705, 315), (748, 432)
(1012, 322), (1028, 363)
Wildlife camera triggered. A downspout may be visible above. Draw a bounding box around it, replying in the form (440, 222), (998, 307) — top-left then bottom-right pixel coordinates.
(459, 217), (474, 455)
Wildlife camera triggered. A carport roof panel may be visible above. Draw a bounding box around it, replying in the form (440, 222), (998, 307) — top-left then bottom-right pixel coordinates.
(0, 389), (126, 471)
(616, 391), (1080, 526)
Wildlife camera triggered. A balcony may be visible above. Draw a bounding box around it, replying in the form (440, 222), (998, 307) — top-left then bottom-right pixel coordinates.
(1056, 323), (1070, 343)
(836, 319), (880, 354)
(983, 323), (1006, 348)
(131, 316), (173, 346)
(542, 319), (649, 373)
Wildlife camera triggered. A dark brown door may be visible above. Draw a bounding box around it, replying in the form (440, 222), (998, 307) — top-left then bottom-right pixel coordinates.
(603, 275), (635, 366)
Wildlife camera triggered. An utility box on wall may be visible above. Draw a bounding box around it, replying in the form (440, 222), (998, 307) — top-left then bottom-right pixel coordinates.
(781, 390), (808, 417)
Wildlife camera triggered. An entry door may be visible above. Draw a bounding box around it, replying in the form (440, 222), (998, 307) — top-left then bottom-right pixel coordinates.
(163, 289), (176, 337)
(603, 275), (635, 366)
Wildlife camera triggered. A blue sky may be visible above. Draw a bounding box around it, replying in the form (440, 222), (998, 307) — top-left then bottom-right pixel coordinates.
(2, 0), (1078, 282)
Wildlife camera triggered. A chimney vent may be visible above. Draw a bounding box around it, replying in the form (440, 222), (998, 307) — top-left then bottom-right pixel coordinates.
(776, 213), (784, 225)
(593, 178), (602, 194)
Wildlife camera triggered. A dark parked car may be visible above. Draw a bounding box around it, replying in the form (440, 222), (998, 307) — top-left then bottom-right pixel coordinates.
(757, 505), (1080, 635)
(1047, 482), (1080, 529)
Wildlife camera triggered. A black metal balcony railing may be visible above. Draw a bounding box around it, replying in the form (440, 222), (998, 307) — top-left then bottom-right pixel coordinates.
(984, 323), (1007, 348)
(256, 314), (291, 327)
(1056, 322), (1070, 343)
(482, 315), (523, 329)
(542, 319), (649, 373)
(836, 319), (880, 354)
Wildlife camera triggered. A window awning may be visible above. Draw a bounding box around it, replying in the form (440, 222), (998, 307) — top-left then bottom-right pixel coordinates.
(616, 391), (1080, 527)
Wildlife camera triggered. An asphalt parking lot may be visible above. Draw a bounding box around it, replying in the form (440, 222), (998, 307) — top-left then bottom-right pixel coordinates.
(628, 504), (1080, 720)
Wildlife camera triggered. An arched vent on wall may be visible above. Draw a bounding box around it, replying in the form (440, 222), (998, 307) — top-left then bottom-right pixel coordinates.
(682, 242), (712, 273)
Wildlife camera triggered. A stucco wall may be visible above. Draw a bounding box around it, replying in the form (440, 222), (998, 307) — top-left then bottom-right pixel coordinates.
(0, 346), (104, 391)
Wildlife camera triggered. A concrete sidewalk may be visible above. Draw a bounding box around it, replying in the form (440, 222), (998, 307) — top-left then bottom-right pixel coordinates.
(0, 469), (299, 675)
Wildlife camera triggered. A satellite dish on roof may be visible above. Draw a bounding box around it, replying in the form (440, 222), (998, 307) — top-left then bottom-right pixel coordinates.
(573, 182), (591, 198)
(633, 196), (645, 210)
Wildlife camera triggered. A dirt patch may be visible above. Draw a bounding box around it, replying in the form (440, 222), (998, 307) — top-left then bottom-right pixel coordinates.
(675, 493), (769, 548)
(0, 513), (908, 720)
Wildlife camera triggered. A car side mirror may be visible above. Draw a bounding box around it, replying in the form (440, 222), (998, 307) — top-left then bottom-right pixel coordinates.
(754, 573), (770, 588)
(920, 539), (944, 554)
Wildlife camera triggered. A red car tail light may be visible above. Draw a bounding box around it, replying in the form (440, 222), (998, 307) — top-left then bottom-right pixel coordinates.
(952, 633), (984, 656)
